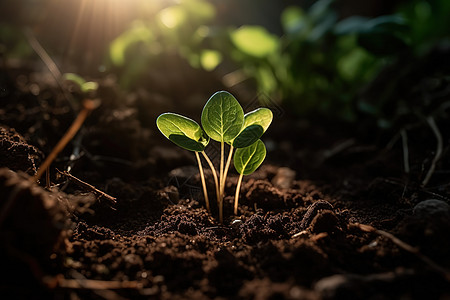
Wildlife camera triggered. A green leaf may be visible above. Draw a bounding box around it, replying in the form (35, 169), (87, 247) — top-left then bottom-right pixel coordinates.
(157, 6), (187, 29)
(234, 140), (266, 175)
(157, 113), (209, 152)
(81, 81), (98, 93)
(200, 49), (222, 71)
(281, 6), (305, 34)
(110, 21), (153, 66)
(63, 73), (86, 87)
(230, 26), (279, 58)
(63, 73), (98, 93)
(201, 91), (244, 143)
(233, 108), (273, 148)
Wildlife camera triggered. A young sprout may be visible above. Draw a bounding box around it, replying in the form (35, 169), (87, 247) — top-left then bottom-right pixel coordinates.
(63, 73), (99, 94)
(157, 90), (272, 223)
(201, 91), (244, 222)
(233, 140), (267, 214)
(226, 107), (272, 187)
(156, 113), (212, 212)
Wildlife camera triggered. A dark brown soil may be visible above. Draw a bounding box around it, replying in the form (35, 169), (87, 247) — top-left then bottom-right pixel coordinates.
(1, 60), (450, 300)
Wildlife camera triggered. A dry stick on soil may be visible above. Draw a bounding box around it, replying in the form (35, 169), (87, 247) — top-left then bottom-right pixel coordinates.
(195, 152), (210, 212)
(23, 28), (77, 112)
(422, 116), (443, 187)
(32, 99), (98, 183)
(51, 277), (143, 290)
(354, 223), (450, 282)
(46, 271), (136, 300)
(400, 129), (410, 174)
(56, 169), (116, 204)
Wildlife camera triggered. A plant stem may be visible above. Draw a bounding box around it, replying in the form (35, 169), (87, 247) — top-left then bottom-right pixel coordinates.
(220, 141), (224, 191)
(33, 99), (97, 183)
(201, 152), (220, 205)
(221, 145), (234, 196)
(195, 152), (210, 213)
(219, 141), (225, 223)
(234, 173), (244, 215)
(400, 129), (410, 174)
(422, 116), (443, 187)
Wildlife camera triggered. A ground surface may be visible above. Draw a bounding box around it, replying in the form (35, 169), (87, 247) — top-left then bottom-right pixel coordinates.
(1, 60), (450, 300)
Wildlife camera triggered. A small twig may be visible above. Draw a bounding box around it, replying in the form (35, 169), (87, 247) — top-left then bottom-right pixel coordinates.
(422, 116), (443, 187)
(32, 99), (97, 183)
(23, 27), (77, 112)
(56, 169), (116, 204)
(322, 139), (356, 161)
(52, 277), (143, 290)
(47, 271), (136, 300)
(400, 129), (410, 174)
(353, 223), (450, 282)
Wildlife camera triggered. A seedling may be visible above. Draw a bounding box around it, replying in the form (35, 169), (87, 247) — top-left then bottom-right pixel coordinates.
(233, 140), (266, 214)
(157, 91), (272, 223)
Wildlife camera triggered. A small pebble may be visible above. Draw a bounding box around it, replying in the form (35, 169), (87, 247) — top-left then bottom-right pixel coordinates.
(413, 199), (450, 218)
(272, 167), (296, 189)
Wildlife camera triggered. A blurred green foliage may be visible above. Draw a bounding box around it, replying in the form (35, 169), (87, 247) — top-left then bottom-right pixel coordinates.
(3, 0), (447, 123)
(109, 0), (219, 88)
(227, 0), (382, 120)
(226, 0), (450, 120)
(0, 24), (32, 58)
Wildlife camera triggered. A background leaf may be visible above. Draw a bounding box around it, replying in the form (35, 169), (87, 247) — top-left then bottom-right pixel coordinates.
(234, 140), (266, 175)
(230, 26), (279, 58)
(157, 113), (209, 151)
(201, 91), (244, 142)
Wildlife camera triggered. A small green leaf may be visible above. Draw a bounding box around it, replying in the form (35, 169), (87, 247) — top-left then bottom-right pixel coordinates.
(201, 91), (244, 143)
(281, 6), (305, 34)
(81, 81), (99, 93)
(110, 22), (153, 66)
(234, 140), (266, 175)
(63, 73), (98, 94)
(63, 73), (86, 87)
(157, 113), (209, 152)
(158, 6), (187, 29)
(230, 26), (279, 58)
(233, 108), (273, 148)
(200, 49), (222, 71)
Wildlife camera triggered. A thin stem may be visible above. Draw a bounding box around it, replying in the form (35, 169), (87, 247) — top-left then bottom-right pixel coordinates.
(33, 99), (96, 183)
(221, 145), (234, 196)
(219, 141), (225, 223)
(422, 116), (443, 187)
(23, 28), (77, 113)
(201, 152), (220, 203)
(220, 141), (224, 192)
(234, 173), (244, 215)
(400, 129), (410, 174)
(195, 152), (210, 213)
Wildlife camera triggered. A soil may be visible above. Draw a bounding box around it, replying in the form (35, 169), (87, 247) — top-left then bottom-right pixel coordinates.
(1, 57), (450, 300)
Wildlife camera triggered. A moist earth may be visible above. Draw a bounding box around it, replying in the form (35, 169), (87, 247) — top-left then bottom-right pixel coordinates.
(1, 63), (450, 300)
